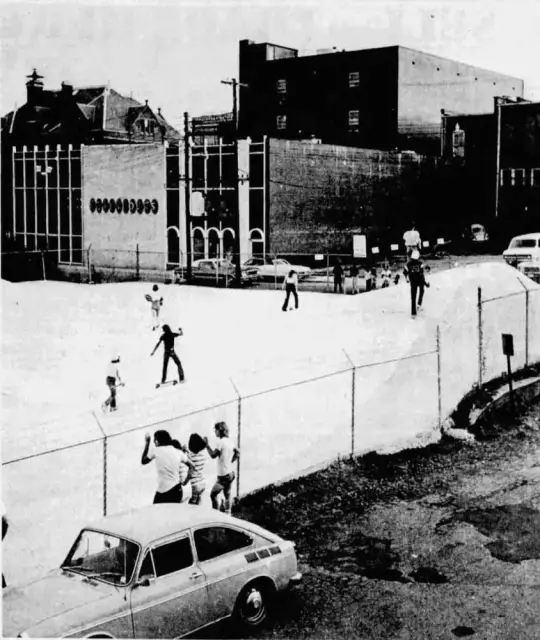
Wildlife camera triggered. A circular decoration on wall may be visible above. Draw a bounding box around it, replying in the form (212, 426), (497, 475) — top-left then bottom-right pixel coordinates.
(136, 199), (144, 214)
(151, 198), (159, 214)
(89, 198), (96, 213)
(109, 198), (116, 213)
(144, 198), (151, 214)
(129, 199), (136, 213)
(116, 198), (123, 213)
(96, 198), (103, 213)
(123, 199), (129, 213)
(102, 198), (110, 213)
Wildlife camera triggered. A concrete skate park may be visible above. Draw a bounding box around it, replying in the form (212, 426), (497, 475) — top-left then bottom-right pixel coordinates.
(2, 261), (540, 586)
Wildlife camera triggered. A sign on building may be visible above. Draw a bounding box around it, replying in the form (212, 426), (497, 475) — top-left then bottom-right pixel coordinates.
(353, 234), (367, 258)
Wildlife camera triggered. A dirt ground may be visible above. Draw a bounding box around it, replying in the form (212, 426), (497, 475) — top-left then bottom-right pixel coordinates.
(227, 400), (540, 640)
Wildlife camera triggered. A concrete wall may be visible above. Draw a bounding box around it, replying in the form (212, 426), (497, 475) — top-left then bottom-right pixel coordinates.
(268, 138), (439, 256)
(83, 144), (166, 269)
(398, 47), (523, 137)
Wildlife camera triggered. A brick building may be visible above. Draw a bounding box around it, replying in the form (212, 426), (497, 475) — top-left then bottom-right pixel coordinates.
(239, 39), (523, 155)
(441, 98), (540, 242)
(1, 70), (180, 146)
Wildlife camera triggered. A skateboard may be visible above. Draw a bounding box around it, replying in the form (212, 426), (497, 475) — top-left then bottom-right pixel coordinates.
(156, 380), (179, 389)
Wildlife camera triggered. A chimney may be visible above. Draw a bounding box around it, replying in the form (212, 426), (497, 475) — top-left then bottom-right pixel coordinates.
(26, 69), (44, 105)
(157, 107), (162, 117)
(61, 81), (73, 97)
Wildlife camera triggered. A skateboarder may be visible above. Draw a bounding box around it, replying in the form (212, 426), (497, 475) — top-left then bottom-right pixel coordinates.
(282, 270), (299, 311)
(102, 354), (123, 413)
(333, 260), (344, 293)
(146, 285), (163, 331)
(403, 250), (429, 316)
(151, 324), (185, 385)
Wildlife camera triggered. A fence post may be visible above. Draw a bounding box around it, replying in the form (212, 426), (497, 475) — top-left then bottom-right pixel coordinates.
(230, 378), (242, 503)
(92, 411), (108, 516)
(436, 324), (442, 429)
(87, 246), (92, 283)
(326, 252), (330, 292)
(136, 243), (140, 281)
(525, 289), (530, 367)
(342, 349), (355, 458)
(477, 287), (483, 387)
(41, 250), (46, 281)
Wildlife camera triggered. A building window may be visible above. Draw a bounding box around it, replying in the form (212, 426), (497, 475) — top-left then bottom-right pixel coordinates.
(348, 110), (359, 129)
(532, 168), (540, 187)
(349, 72), (360, 88)
(276, 115), (287, 130)
(452, 123), (465, 158)
(276, 79), (287, 94)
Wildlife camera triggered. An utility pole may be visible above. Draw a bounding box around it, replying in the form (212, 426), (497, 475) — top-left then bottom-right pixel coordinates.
(221, 78), (248, 285)
(184, 112), (193, 281)
(494, 97), (502, 218)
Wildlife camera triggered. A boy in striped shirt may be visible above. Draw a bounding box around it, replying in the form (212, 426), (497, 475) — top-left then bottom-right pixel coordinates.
(187, 433), (208, 505)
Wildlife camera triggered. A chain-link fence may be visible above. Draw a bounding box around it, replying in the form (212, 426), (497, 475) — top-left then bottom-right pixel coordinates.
(3, 265), (539, 587)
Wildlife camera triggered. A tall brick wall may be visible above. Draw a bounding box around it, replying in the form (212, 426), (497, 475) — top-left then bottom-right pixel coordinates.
(268, 139), (439, 257)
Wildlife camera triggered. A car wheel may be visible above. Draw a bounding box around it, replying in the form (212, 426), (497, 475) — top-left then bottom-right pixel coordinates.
(233, 581), (273, 629)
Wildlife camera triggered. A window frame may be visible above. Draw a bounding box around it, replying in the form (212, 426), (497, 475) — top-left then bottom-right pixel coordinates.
(276, 79), (287, 94)
(276, 115), (287, 131)
(348, 71), (360, 88)
(193, 525), (254, 563)
(141, 533), (195, 580)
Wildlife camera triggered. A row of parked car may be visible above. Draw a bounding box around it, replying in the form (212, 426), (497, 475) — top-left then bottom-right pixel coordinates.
(175, 257), (312, 287)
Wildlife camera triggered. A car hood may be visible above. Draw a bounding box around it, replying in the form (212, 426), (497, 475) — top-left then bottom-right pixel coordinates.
(3, 569), (116, 637)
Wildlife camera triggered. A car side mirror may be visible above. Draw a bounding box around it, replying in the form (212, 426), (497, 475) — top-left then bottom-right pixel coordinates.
(135, 576), (154, 588)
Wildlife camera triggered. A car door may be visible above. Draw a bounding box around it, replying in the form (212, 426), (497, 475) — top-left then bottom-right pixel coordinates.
(192, 525), (257, 621)
(130, 534), (211, 639)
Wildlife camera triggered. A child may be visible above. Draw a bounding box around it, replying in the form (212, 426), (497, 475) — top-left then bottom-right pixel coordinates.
(204, 421), (239, 514)
(350, 263), (359, 295)
(151, 324), (185, 385)
(187, 433), (208, 505)
(381, 264), (392, 288)
(148, 285), (163, 331)
(102, 354), (123, 413)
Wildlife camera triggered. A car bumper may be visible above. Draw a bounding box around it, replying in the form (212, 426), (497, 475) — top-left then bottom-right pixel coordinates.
(288, 571), (303, 589)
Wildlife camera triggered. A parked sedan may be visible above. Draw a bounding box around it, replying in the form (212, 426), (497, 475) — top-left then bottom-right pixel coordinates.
(176, 258), (259, 287)
(243, 257), (311, 281)
(3, 505), (302, 638)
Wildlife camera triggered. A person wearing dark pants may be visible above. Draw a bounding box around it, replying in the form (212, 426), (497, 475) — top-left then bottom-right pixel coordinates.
(403, 250), (429, 316)
(282, 270), (299, 311)
(333, 260), (344, 293)
(151, 324), (185, 384)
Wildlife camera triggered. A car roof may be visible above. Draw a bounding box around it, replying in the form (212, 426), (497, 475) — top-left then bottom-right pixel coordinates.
(85, 505), (248, 546)
(511, 233), (540, 240)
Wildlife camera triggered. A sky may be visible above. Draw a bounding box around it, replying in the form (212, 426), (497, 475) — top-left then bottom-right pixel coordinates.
(1, 0), (539, 131)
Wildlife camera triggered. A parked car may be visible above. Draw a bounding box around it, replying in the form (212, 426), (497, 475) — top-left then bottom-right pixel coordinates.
(469, 223), (489, 244)
(517, 260), (540, 284)
(242, 257), (311, 281)
(176, 258), (259, 287)
(3, 505), (302, 638)
(503, 232), (540, 266)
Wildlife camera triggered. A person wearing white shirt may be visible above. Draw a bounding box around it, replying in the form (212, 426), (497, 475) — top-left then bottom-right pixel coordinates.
(205, 422), (239, 514)
(282, 270), (299, 312)
(141, 430), (195, 504)
(403, 223), (422, 257)
(102, 354), (123, 413)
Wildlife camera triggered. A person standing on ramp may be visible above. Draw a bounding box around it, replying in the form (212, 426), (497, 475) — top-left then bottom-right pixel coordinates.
(282, 270), (299, 311)
(403, 250), (428, 317)
(151, 324), (185, 386)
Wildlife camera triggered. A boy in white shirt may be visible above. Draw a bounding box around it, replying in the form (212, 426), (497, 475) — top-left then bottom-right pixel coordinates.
(147, 285), (163, 331)
(205, 421), (239, 514)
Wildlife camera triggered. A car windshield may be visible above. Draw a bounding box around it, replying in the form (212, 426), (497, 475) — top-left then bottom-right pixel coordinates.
(62, 529), (139, 585)
(510, 238), (537, 248)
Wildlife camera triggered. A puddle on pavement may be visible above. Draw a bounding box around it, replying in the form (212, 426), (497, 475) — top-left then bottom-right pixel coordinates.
(458, 504), (540, 563)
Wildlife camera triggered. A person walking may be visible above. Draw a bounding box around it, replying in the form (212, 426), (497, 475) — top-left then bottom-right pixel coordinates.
(204, 421), (239, 514)
(403, 222), (422, 257)
(282, 270), (299, 311)
(141, 430), (195, 504)
(333, 260), (344, 293)
(350, 263), (359, 294)
(102, 354), (123, 413)
(187, 433), (208, 505)
(151, 324), (185, 385)
(403, 250), (429, 317)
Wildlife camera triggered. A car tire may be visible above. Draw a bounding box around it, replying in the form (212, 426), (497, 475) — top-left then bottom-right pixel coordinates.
(233, 580), (274, 630)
